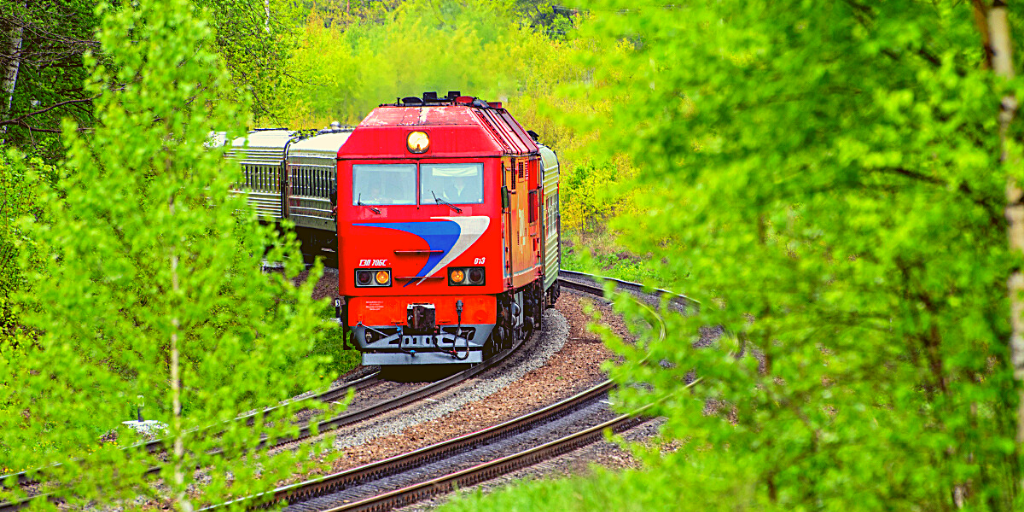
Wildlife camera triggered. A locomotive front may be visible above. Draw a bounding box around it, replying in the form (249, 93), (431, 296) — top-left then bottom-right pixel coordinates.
(336, 93), (544, 366)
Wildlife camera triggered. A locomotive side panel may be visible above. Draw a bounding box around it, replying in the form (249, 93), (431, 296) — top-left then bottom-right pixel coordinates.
(506, 156), (542, 290)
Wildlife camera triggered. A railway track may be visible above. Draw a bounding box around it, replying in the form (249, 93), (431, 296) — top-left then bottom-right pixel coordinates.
(558, 269), (698, 313)
(0, 366), (383, 490)
(0, 290), (537, 511)
(208, 378), (646, 512)
(206, 270), (685, 512)
(1, 270), (679, 512)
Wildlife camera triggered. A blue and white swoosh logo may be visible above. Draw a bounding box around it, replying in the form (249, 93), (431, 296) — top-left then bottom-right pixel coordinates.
(354, 216), (490, 286)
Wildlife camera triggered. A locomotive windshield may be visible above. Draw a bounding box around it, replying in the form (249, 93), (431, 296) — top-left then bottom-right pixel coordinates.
(419, 163), (484, 205)
(352, 164), (416, 205)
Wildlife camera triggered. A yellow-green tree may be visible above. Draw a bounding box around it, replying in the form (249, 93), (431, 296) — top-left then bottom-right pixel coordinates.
(443, 0), (1024, 510)
(0, 0), (336, 508)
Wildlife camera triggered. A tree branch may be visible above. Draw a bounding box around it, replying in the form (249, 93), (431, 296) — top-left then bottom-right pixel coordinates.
(0, 94), (99, 126)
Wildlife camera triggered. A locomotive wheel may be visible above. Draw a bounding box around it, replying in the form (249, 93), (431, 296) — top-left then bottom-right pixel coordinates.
(497, 294), (514, 350)
(531, 283), (543, 332)
(482, 334), (497, 361)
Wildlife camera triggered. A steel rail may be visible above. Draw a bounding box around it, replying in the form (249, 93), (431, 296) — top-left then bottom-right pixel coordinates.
(2, 270), (658, 511)
(0, 320), (531, 511)
(251, 329), (530, 452)
(0, 370), (383, 490)
(208, 380), (617, 511)
(322, 376), (707, 512)
(320, 413), (648, 512)
(558, 269), (700, 312)
(210, 270), (672, 512)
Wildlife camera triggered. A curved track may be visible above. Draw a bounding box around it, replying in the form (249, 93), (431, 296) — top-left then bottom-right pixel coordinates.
(0, 303), (536, 512)
(1, 270), (678, 512)
(209, 270), (684, 512)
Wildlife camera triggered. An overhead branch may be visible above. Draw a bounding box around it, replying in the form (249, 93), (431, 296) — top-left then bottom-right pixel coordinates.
(871, 166), (999, 211)
(0, 95), (99, 127)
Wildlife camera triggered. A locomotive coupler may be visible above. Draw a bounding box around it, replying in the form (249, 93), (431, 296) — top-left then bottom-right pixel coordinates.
(452, 300), (469, 360)
(406, 303), (436, 334)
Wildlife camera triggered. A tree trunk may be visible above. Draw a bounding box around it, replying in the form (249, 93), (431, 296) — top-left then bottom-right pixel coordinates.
(1, 0), (27, 137)
(169, 196), (193, 512)
(991, 1), (1023, 445)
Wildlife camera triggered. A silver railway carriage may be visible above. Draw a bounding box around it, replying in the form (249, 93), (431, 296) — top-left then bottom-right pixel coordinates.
(223, 124), (353, 265)
(286, 130), (352, 232)
(225, 128), (295, 220)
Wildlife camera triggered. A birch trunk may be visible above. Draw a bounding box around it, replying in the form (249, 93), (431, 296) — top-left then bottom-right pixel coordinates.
(2, 0), (27, 137)
(990, 1), (1024, 445)
(170, 196), (193, 512)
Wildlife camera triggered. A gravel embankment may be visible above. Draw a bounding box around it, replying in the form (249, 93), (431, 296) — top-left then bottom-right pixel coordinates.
(285, 402), (621, 512)
(323, 292), (635, 473)
(395, 418), (665, 512)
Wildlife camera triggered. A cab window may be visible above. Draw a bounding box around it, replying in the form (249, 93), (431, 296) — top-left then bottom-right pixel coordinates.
(419, 163), (484, 205)
(352, 164), (416, 205)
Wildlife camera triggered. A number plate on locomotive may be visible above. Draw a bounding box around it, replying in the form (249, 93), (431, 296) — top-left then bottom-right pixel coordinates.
(400, 335), (437, 348)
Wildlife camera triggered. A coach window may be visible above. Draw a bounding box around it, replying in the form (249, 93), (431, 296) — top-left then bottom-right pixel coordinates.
(420, 163), (484, 205)
(352, 164), (416, 205)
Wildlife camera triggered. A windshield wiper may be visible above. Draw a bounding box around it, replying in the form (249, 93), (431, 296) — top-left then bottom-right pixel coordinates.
(357, 193), (381, 214)
(431, 191), (462, 213)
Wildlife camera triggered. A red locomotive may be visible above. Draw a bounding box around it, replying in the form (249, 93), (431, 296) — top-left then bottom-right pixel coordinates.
(335, 92), (561, 365)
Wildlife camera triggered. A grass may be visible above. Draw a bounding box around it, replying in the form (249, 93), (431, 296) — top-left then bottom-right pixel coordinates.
(436, 461), (730, 512)
(311, 299), (362, 381)
(561, 229), (659, 284)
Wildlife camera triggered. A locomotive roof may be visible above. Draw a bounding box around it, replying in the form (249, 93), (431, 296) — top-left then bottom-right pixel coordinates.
(340, 101), (539, 159)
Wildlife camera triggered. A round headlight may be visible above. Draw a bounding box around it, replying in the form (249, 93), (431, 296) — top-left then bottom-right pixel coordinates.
(450, 269), (465, 283)
(357, 271), (371, 285)
(375, 270), (390, 285)
(469, 268), (483, 283)
(407, 131), (429, 153)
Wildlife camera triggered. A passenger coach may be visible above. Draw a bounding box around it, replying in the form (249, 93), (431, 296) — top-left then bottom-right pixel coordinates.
(224, 123), (352, 264)
(336, 92), (561, 366)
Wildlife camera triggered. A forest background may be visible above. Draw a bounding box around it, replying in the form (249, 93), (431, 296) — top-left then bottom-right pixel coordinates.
(3, 0), (1024, 510)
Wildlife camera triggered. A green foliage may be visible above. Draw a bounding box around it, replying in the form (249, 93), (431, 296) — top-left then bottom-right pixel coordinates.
(196, 0), (308, 123)
(591, 0), (1024, 509)
(0, 0), (339, 507)
(442, 460), (752, 512)
(277, 0), (582, 130)
(0, 0), (300, 153)
(278, 0), (624, 240)
(310, 300), (361, 378)
(560, 230), (658, 284)
(449, 0), (1024, 510)
(560, 155), (636, 235)
(0, 151), (53, 346)
(0, 0), (100, 154)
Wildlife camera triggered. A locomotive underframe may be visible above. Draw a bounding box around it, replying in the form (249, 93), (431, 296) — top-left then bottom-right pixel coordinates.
(347, 281), (546, 366)
(352, 322), (494, 365)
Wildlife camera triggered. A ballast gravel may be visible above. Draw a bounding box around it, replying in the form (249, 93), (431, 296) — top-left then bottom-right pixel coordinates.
(394, 418), (665, 512)
(326, 293), (628, 473)
(329, 309), (570, 452)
